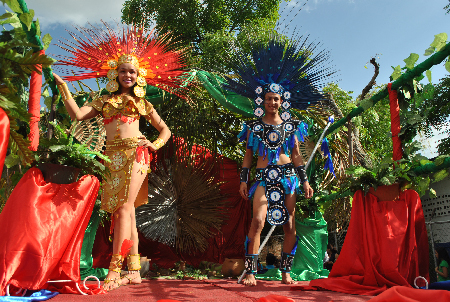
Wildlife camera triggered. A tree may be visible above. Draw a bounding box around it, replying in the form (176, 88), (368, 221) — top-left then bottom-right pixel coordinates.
(423, 75), (450, 155)
(122, 0), (281, 47)
(323, 83), (393, 164)
(122, 0), (282, 71)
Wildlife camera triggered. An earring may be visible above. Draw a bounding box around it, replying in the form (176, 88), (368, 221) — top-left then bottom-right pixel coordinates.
(106, 69), (119, 93)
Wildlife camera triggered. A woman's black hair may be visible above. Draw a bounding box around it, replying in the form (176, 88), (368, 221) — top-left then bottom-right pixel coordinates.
(436, 247), (450, 264)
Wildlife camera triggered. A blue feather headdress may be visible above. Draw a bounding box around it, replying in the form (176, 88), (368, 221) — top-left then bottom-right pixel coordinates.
(224, 35), (333, 121)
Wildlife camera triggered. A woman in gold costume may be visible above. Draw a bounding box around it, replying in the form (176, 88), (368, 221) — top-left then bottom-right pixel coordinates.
(53, 24), (188, 291)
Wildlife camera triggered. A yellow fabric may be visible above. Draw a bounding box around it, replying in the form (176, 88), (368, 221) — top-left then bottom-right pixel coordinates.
(102, 136), (149, 213)
(88, 95), (154, 119)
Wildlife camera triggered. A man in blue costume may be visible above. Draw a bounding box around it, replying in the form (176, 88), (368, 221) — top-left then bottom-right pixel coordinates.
(224, 36), (333, 286)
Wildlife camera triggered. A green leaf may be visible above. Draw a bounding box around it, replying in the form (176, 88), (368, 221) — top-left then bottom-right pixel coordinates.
(5, 0), (23, 13)
(44, 96), (52, 110)
(391, 65), (402, 80)
(426, 70), (432, 83)
(434, 155), (449, 166)
(403, 53), (419, 70)
(41, 88), (49, 98)
(380, 177), (392, 185)
(419, 159), (432, 166)
(18, 11), (33, 31)
(429, 188), (437, 199)
(34, 18), (40, 37)
(0, 12), (14, 19)
(42, 33), (52, 50)
(0, 12), (20, 26)
(4, 153), (20, 168)
(430, 33), (448, 52)
(433, 170), (449, 183)
(424, 46), (435, 56)
(445, 61), (450, 73)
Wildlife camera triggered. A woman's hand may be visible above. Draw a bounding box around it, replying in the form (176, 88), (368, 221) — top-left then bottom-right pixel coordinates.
(52, 73), (65, 85)
(303, 181), (314, 199)
(139, 139), (158, 152)
(436, 267), (440, 273)
(239, 182), (249, 200)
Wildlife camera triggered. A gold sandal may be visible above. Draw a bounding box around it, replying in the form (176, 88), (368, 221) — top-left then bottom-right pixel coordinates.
(103, 254), (124, 291)
(122, 254), (141, 285)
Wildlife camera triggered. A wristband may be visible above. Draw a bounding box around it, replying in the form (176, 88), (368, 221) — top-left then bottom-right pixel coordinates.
(295, 165), (308, 184)
(57, 82), (72, 102)
(152, 138), (165, 150)
(240, 167), (249, 183)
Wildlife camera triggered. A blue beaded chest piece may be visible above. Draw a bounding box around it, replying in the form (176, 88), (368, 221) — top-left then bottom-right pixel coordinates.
(238, 118), (308, 165)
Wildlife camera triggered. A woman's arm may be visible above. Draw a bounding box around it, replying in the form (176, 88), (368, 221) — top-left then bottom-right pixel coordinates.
(436, 266), (449, 278)
(53, 73), (99, 121)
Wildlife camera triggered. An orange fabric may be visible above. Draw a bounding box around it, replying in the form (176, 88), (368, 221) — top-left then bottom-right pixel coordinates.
(27, 50), (44, 151)
(367, 286), (450, 302)
(0, 168), (100, 296)
(388, 83), (403, 161)
(309, 189), (429, 296)
(0, 107), (9, 176)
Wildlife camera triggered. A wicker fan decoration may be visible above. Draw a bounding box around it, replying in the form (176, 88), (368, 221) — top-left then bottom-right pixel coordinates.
(298, 136), (317, 164)
(68, 91), (106, 153)
(136, 154), (227, 254)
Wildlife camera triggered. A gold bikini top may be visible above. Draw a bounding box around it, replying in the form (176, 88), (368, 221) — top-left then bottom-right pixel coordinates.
(88, 94), (154, 122)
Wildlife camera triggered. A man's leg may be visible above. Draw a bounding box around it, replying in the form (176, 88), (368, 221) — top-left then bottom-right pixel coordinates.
(281, 192), (297, 284)
(243, 185), (267, 286)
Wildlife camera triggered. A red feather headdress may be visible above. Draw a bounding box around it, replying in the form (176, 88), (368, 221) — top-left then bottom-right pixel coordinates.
(57, 22), (189, 99)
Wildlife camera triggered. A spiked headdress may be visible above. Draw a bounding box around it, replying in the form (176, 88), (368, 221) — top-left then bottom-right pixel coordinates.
(224, 35), (333, 120)
(57, 22), (189, 98)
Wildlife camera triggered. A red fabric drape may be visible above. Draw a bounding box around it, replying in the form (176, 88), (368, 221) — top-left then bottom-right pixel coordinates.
(91, 139), (250, 269)
(309, 189), (429, 296)
(367, 286), (450, 302)
(0, 107), (9, 176)
(388, 83), (403, 161)
(0, 168), (99, 296)
(27, 50), (44, 151)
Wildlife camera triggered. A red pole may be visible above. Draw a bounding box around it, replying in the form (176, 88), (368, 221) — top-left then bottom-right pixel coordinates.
(388, 83), (403, 161)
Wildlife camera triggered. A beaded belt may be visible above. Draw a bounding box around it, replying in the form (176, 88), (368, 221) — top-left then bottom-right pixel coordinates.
(255, 163), (296, 183)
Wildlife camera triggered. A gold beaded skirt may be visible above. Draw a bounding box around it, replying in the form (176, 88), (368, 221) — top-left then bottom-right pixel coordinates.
(102, 136), (149, 213)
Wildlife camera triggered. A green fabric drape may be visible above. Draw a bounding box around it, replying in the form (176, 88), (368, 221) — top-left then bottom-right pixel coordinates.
(256, 211), (329, 281)
(79, 209), (108, 280)
(196, 71), (254, 117)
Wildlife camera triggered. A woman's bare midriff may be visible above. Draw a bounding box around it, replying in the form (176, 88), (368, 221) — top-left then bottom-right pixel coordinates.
(104, 119), (143, 141)
(256, 153), (291, 168)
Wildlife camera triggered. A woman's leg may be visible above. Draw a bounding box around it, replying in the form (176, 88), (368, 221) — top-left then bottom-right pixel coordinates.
(281, 192), (297, 284)
(243, 185), (267, 286)
(120, 157), (148, 284)
(103, 157), (148, 290)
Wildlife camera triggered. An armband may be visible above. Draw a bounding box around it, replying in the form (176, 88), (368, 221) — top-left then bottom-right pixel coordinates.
(295, 165), (308, 184)
(57, 82), (72, 102)
(240, 167), (249, 183)
(152, 138), (165, 150)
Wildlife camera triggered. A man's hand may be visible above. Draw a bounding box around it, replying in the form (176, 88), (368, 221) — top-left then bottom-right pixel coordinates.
(239, 182), (249, 200)
(303, 181), (314, 199)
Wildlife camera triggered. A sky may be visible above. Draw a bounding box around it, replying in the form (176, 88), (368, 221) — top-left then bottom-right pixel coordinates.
(1, 0), (449, 156)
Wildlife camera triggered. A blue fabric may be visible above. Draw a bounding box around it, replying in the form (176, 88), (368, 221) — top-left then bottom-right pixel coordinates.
(321, 138), (335, 177)
(248, 175), (301, 199)
(426, 280), (450, 290)
(0, 290), (58, 301)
